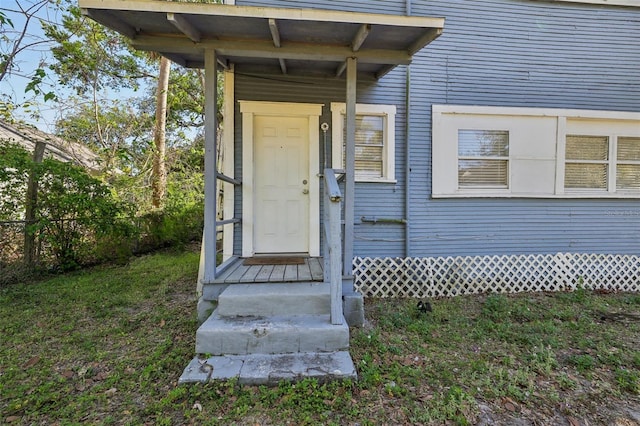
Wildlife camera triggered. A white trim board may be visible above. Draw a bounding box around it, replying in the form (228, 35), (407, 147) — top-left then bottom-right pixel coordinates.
(330, 102), (397, 183)
(239, 101), (323, 257)
(432, 104), (640, 199)
(531, 0), (640, 7)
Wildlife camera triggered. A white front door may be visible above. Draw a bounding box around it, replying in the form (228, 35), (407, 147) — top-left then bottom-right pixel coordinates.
(254, 115), (310, 254)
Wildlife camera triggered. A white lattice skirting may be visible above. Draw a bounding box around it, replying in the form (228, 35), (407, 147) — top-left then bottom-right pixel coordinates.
(353, 253), (640, 298)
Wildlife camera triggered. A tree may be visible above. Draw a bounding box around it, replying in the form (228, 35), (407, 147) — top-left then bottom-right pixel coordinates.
(0, 0), (59, 120)
(55, 99), (154, 173)
(152, 56), (171, 208)
(43, 3), (154, 151)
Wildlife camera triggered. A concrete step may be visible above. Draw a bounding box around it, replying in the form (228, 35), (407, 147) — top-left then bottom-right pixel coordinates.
(195, 311), (349, 355)
(216, 282), (330, 317)
(179, 351), (357, 385)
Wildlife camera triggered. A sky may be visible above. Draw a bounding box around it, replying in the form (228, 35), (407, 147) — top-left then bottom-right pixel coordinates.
(1, 0), (144, 134)
(1, 0), (66, 132)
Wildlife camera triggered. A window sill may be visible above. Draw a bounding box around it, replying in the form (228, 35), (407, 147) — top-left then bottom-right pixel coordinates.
(356, 178), (397, 184)
(432, 192), (640, 199)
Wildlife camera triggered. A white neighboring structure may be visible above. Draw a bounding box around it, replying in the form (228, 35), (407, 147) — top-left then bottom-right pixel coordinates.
(0, 120), (100, 171)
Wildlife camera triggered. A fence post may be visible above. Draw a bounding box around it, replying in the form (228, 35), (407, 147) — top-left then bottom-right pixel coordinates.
(24, 141), (46, 266)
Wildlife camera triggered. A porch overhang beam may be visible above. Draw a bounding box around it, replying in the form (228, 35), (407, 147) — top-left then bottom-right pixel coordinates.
(130, 36), (413, 66)
(167, 13), (201, 43)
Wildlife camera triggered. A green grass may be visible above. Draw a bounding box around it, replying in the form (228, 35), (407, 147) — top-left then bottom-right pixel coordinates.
(1, 250), (639, 425)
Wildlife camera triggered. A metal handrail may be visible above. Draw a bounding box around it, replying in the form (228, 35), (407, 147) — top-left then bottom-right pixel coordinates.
(323, 168), (344, 325)
(212, 172), (242, 276)
(216, 172), (241, 186)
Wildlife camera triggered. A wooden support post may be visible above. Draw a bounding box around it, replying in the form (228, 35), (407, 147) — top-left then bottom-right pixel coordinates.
(343, 57), (356, 281)
(24, 141), (46, 266)
(202, 49), (218, 282)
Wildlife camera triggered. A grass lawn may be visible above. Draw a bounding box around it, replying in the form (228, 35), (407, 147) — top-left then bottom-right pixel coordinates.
(1, 249), (639, 425)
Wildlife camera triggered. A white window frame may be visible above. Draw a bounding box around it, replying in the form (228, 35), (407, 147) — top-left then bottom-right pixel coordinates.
(433, 105), (640, 199)
(562, 131), (640, 195)
(331, 102), (396, 183)
(457, 129), (510, 190)
(563, 134), (612, 193)
(616, 136), (640, 192)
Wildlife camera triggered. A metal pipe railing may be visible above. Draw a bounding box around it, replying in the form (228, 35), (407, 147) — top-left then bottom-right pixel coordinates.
(323, 168), (344, 325)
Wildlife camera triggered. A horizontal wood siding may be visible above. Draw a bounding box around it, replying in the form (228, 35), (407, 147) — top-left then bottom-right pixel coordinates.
(409, 0), (640, 256)
(236, 0), (406, 15)
(233, 69), (408, 257)
(233, 0), (640, 257)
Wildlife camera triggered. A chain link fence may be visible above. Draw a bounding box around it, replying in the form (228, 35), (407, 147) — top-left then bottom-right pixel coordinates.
(0, 210), (203, 286)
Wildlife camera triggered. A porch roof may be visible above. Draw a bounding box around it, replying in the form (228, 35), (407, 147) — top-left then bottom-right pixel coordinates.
(79, 0), (445, 79)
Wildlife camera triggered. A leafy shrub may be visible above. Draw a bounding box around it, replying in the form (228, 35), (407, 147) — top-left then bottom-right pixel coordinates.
(34, 158), (135, 269)
(0, 141), (134, 273)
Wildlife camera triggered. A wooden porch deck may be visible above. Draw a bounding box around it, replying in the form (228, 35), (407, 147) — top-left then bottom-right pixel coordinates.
(214, 257), (324, 284)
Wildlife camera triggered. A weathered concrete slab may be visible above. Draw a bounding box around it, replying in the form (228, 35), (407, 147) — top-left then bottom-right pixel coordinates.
(217, 282), (330, 317)
(343, 291), (365, 327)
(196, 312), (349, 355)
(179, 351), (357, 385)
(179, 355), (245, 384)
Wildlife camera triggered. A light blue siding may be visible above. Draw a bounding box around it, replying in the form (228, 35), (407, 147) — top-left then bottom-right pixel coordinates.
(237, 0), (406, 15)
(234, 0), (640, 257)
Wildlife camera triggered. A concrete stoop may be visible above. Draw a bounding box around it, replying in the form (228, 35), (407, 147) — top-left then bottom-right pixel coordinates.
(180, 282), (357, 385)
(179, 351), (357, 385)
(196, 313), (350, 355)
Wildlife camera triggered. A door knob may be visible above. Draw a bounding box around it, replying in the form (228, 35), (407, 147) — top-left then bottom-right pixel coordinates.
(302, 189), (309, 194)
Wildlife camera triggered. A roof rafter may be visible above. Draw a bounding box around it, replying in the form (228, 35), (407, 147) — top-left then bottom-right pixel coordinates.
(268, 18), (287, 74)
(167, 13), (201, 42)
(408, 27), (443, 55)
(268, 18), (281, 47)
(351, 24), (371, 52)
(336, 23), (372, 77)
(81, 8), (137, 39)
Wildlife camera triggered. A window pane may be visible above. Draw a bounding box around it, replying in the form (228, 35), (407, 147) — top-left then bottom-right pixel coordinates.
(458, 130), (508, 157)
(356, 161), (383, 179)
(355, 116), (384, 146)
(617, 164), (640, 190)
(617, 137), (640, 161)
(566, 135), (608, 160)
(565, 163), (607, 189)
(355, 145), (382, 162)
(342, 113), (386, 179)
(458, 160), (508, 187)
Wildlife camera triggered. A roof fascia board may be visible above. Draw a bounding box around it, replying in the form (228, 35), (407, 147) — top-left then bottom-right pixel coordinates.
(131, 36), (413, 65)
(78, 0), (445, 29)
